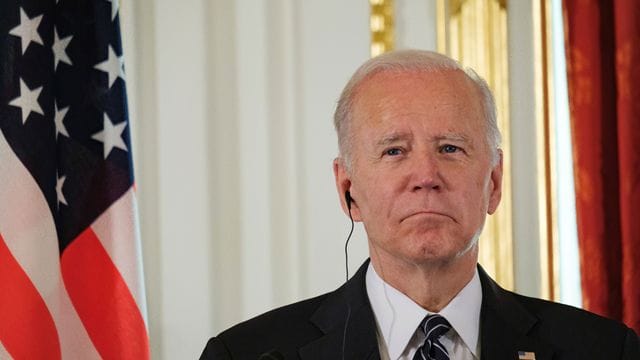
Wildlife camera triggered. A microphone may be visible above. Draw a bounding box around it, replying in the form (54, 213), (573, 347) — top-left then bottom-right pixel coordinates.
(344, 191), (355, 281)
(258, 349), (284, 359)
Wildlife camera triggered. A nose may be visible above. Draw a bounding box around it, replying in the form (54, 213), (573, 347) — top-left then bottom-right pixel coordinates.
(409, 153), (443, 192)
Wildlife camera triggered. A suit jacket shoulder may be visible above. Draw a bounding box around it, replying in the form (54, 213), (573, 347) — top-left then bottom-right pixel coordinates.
(200, 261), (379, 360)
(478, 266), (640, 360)
(201, 293), (328, 359)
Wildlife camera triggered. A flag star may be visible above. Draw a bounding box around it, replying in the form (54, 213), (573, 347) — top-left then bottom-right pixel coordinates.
(56, 173), (68, 207)
(106, 0), (120, 20)
(53, 27), (73, 70)
(54, 103), (70, 140)
(91, 113), (128, 159)
(8, 79), (44, 124)
(94, 45), (125, 88)
(9, 8), (44, 55)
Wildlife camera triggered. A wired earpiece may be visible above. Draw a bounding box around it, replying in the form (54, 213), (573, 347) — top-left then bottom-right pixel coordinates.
(345, 191), (353, 210)
(344, 191), (355, 281)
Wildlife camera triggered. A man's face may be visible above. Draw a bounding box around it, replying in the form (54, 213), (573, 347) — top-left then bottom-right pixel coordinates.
(334, 70), (502, 267)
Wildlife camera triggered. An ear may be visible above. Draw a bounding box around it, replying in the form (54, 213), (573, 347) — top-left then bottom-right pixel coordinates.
(333, 157), (362, 221)
(487, 149), (503, 215)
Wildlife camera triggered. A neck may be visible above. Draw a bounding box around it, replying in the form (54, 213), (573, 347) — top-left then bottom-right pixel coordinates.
(370, 246), (478, 312)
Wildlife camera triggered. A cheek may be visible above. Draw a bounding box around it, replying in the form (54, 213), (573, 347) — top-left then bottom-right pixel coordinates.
(360, 186), (391, 217)
(353, 176), (401, 221)
(458, 178), (491, 218)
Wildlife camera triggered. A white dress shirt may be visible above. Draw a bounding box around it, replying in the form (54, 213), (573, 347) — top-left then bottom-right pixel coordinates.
(365, 263), (482, 360)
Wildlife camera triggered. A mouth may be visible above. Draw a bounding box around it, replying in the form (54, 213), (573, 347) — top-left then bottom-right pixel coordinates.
(401, 211), (454, 223)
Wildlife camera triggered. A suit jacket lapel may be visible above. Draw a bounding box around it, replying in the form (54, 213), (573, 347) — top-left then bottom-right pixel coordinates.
(299, 260), (380, 360)
(478, 266), (555, 360)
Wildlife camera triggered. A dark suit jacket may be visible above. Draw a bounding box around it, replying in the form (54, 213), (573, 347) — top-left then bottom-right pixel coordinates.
(201, 260), (640, 359)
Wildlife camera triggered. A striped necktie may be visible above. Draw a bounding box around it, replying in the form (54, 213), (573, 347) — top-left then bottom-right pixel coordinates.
(412, 314), (451, 360)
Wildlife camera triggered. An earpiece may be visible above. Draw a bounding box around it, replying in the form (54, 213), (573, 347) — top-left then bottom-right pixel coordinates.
(344, 190), (355, 281)
(345, 191), (353, 210)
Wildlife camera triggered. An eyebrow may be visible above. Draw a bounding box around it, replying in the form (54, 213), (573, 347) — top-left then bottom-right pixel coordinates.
(375, 132), (413, 147)
(433, 133), (471, 143)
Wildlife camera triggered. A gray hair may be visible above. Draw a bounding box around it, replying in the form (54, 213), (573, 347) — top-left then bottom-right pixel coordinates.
(333, 49), (501, 169)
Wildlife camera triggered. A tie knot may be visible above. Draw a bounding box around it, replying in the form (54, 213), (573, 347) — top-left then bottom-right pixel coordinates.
(418, 314), (451, 341)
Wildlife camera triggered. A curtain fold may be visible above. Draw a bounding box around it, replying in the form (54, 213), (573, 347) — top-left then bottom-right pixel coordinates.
(563, 0), (640, 333)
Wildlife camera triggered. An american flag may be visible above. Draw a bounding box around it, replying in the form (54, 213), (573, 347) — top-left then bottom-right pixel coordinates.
(0, 0), (149, 359)
(518, 351), (536, 360)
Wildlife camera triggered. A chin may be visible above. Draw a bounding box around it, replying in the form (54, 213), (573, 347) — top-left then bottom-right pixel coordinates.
(401, 244), (457, 265)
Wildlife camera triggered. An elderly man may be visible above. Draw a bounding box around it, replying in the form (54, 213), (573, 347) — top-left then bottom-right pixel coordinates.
(201, 50), (639, 359)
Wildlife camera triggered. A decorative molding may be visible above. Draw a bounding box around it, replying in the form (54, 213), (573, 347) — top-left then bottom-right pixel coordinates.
(369, 0), (395, 56)
(533, 0), (558, 301)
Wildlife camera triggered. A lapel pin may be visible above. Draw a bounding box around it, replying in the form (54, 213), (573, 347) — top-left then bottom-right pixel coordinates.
(518, 351), (536, 360)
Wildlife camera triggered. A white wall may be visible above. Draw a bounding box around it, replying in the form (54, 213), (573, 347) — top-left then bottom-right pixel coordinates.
(120, 1), (541, 359)
(123, 1), (373, 358)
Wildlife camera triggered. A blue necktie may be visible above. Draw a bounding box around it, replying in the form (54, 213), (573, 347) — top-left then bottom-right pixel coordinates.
(413, 314), (451, 360)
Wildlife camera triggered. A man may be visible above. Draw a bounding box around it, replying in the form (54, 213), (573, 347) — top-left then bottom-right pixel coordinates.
(201, 50), (639, 359)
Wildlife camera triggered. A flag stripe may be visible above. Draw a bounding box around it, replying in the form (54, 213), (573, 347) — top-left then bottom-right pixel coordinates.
(0, 233), (61, 360)
(92, 188), (148, 326)
(0, 340), (13, 360)
(0, 128), (59, 295)
(61, 227), (150, 360)
(0, 129), (100, 359)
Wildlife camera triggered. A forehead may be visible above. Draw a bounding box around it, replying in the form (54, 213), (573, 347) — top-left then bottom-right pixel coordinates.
(350, 69), (485, 133)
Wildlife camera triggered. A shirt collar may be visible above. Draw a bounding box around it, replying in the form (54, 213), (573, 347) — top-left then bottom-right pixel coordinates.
(439, 267), (482, 356)
(365, 262), (482, 359)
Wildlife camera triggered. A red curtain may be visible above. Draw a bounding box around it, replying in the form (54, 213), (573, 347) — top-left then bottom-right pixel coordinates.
(563, 0), (640, 333)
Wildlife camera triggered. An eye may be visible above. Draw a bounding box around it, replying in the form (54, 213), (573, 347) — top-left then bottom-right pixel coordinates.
(440, 144), (460, 154)
(384, 148), (403, 156)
